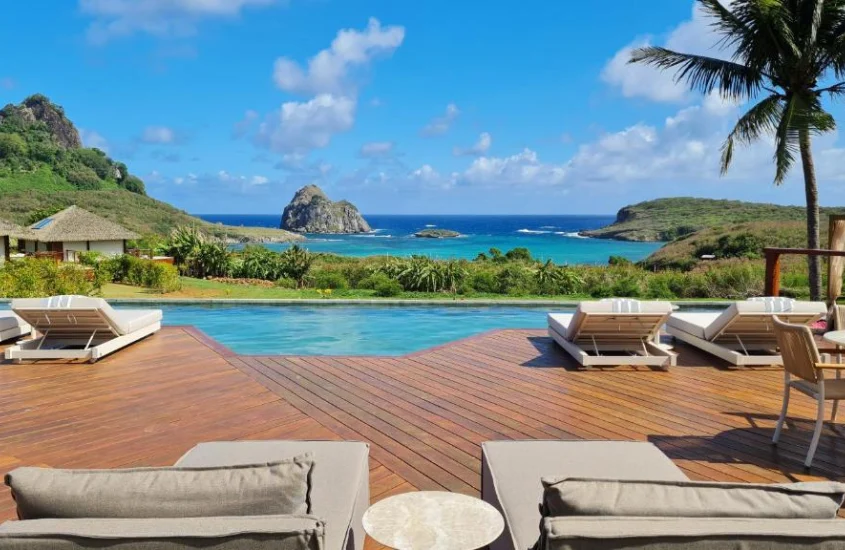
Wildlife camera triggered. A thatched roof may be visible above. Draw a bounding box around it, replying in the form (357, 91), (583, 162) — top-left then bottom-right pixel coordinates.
(27, 206), (138, 242)
(0, 219), (32, 239)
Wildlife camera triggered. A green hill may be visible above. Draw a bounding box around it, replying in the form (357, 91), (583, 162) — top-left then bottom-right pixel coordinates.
(0, 95), (300, 243)
(583, 197), (845, 242)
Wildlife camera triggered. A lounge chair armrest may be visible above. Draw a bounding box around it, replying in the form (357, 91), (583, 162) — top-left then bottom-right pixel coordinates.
(814, 362), (845, 370)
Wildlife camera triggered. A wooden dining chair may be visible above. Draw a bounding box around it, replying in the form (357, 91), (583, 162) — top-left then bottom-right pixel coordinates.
(772, 317), (845, 468)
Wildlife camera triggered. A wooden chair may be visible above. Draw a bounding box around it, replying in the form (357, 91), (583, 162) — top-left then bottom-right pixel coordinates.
(772, 316), (845, 468)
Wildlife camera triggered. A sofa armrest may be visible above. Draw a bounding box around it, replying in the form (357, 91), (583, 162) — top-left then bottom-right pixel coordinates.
(0, 515), (324, 550)
(542, 516), (845, 550)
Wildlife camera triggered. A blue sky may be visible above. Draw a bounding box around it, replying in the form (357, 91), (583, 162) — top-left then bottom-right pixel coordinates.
(2, 0), (845, 215)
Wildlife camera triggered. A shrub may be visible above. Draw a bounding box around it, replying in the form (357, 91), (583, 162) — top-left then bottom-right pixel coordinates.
(469, 271), (497, 293)
(608, 255), (633, 266)
(374, 279), (403, 297)
(97, 254), (181, 293)
(78, 250), (104, 266)
(496, 265), (536, 295)
(0, 133), (27, 159)
(0, 259), (94, 298)
(357, 272), (393, 290)
(63, 165), (102, 190)
(505, 247), (533, 262)
(275, 277), (297, 289)
(313, 271), (349, 290)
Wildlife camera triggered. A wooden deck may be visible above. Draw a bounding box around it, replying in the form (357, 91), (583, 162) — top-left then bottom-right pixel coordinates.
(1, 325), (844, 546)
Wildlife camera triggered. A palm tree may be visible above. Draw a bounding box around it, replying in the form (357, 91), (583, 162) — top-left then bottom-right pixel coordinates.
(629, 0), (845, 300)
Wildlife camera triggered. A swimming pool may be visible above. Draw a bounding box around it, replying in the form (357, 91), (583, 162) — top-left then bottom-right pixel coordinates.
(133, 304), (557, 356)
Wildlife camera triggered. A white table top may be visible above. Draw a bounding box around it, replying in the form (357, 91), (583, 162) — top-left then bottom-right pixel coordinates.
(823, 330), (845, 346)
(363, 491), (504, 550)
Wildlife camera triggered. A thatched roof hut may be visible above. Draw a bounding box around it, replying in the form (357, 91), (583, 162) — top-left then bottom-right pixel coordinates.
(27, 206), (138, 242)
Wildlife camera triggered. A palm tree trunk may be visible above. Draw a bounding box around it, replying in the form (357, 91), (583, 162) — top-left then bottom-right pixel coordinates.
(799, 129), (823, 301)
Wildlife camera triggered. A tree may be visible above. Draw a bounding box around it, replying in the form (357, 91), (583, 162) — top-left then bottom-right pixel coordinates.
(629, 0), (845, 300)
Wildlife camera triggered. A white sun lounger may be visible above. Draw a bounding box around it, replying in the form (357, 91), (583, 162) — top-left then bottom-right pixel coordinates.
(548, 299), (676, 370)
(4, 295), (162, 363)
(0, 311), (31, 343)
(665, 298), (827, 366)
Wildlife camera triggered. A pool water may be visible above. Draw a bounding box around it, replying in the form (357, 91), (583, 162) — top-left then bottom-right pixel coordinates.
(141, 304), (558, 356)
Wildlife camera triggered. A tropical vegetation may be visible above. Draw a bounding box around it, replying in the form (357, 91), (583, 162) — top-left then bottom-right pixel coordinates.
(629, 0), (845, 300)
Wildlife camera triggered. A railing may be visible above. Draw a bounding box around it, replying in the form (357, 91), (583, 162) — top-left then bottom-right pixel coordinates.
(763, 247), (845, 297)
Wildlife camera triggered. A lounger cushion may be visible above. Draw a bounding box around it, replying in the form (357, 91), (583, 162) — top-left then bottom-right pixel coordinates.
(0, 311), (27, 332)
(665, 312), (719, 340)
(110, 309), (163, 334)
(553, 300), (672, 341)
(5, 455), (313, 520)
(481, 441), (688, 550)
(0, 515), (324, 550)
(541, 478), (845, 519)
(667, 301), (827, 342)
(542, 517), (845, 550)
(176, 440), (370, 550)
(547, 314), (573, 338)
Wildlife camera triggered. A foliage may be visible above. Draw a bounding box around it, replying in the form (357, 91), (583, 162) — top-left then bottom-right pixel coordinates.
(0, 259), (95, 298)
(279, 245), (313, 287)
(608, 255), (633, 266)
(97, 254), (181, 293)
(374, 279), (403, 297)
(25, 205), (64, 225)
(165, 226), (232, 278)
(313, 271), (349, 290)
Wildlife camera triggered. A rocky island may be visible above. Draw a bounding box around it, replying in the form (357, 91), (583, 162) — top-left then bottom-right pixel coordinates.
(414, 229), (461, 238)
(281, 185), (372, 234)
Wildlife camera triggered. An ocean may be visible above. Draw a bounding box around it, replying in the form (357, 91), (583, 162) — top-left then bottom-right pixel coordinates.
(197, 214), (662, 264)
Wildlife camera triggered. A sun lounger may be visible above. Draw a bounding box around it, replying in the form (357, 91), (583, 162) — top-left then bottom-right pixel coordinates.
(665, 298), (826, 366)
(0, 310), (31, 343)
(4, 295), (162, 363)
(548, 299), (675, 370)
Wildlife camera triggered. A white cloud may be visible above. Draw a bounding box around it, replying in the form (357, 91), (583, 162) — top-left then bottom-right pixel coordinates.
(250, 175), (269, 185)
(170, 170), (272, 190)
(255, 94), (355, 154)
(460, 149), (567, 187)
(141, 125), (176, 144)
(80, 0), (278, 44)
(601, 2), (727, 103)
(454, 132), (492, 156)
(421, 103), (460, 137)
(273, 18), (405, 96)
(79, 129), (109, 153)
(359, 141), (395, 158)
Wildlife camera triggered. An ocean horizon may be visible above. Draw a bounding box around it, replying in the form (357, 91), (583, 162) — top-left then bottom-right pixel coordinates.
(197, 214), (662, 264)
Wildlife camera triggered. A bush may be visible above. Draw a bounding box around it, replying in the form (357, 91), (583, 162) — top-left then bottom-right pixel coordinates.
(357, 272), (393, 290)
(505, 247), (533, 262)
(496, 265), (536, 295)
(275, 277), (297, 289)
(608, 255), (633, 266)
(313, 271), (349, 290)
(78, 250), (104, 266)
(0, 259), (94, 298)
(97, 254), (181, 293)
(469, 271), (498, 293)
(374, 279), (403, 297)
(0, 132), (28, 159)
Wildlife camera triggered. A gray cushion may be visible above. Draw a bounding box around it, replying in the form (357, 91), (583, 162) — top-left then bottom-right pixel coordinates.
(542, 516), (845, 550)
(541, 478), (845, 519)
(481, 441), (688, 550)
(0, 312), (27, 333)
(5, 454), (313, 520)
(175, 440), (369, 550)
(0, 515), (323, 550)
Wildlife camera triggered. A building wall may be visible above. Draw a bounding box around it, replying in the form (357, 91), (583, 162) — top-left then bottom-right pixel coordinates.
(23, 240), (46, 253)
(88, 240), (124, 257)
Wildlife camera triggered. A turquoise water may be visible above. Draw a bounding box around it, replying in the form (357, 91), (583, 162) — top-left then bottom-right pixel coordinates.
(147, 303), (557, 356)
(200, 214), (662, 264)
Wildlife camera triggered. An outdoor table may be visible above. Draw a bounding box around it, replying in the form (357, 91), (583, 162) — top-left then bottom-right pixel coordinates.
(363, 491), (504, 550)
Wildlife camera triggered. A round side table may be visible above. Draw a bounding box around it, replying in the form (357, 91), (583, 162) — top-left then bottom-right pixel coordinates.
(363, 491), (504, 550)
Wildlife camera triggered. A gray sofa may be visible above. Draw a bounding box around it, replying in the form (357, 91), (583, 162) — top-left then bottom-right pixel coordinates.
(482, 440), (845, 550)
(0, 440), (369, 550)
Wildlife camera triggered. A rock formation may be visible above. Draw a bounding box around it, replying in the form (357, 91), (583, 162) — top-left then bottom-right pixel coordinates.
(0, 94), (82, 149)
(280, 185), (372, 234)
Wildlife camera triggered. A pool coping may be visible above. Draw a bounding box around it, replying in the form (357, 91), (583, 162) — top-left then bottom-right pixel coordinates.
(0, 297), (736, 307)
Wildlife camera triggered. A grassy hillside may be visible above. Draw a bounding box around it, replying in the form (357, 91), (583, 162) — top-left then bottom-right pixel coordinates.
(583, 197), (845, 242)
(0, 186), (301, 243)
(0, 94), (300, 243)
(642, 220), (813, 270)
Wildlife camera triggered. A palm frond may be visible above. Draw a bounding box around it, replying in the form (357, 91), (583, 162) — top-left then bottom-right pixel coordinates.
(629, 46), (764, 98)
(773, 95), (800, 185)
(696, 0), (753, 52)
(720, 94), (784, 174)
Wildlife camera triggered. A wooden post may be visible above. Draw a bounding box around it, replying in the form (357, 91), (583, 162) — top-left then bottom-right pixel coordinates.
(764, 249), (781, 297)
